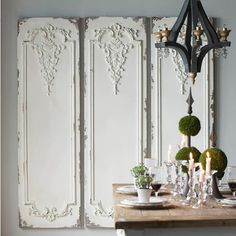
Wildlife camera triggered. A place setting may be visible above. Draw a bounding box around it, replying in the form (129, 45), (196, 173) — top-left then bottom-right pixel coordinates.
(119, 164), (172, 209)
(219, 166), (236, 207)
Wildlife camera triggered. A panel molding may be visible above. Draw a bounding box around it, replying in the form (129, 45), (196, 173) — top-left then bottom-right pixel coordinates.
(18, 18), (81, 228)
(84, 17), (147, 228)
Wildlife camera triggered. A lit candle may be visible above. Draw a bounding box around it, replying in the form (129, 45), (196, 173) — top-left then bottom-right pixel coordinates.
(180, 135), (186, 148)
(206, 152), (211, 177)
(189, 152), (194, 170)
(168, 145), (172, 162)
(199, 163), (205, 183)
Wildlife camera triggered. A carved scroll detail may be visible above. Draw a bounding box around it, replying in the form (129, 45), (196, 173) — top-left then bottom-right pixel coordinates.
(29, 203), (73, 223)
(94, 23), (139, 94)
(28, 24), (71, 95)
(94, 201), (114, 218)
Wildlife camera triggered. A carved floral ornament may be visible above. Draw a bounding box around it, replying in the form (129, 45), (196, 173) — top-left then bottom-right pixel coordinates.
(94, 23), (139, 95)
(27, 24), (72, 96)
(29, 202), (73, 223)
(94, 201), (114, 218)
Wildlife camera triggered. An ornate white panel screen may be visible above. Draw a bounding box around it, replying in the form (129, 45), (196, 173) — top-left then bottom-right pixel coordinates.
(18, 18), (81, 228)
(84, 17), (147, 228)
(151, 17), (214, 165)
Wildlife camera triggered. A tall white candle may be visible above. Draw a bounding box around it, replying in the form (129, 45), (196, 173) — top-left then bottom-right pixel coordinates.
(199, 163), (205, 183)
(168, 145), (172, 162)
(180, 135), (186, 148)
(189, 152), (194, 170)
(206, 152), (211, 177)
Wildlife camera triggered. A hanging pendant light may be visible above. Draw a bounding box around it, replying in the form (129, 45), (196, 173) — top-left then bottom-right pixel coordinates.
(155, 0), (231, 84)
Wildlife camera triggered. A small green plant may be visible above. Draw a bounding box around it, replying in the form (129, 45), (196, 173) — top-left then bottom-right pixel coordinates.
(200, 148), (228, 176)
(135, 175), (153, 189)
(130, 164), (148, 178)
(179, 115), (201, 136)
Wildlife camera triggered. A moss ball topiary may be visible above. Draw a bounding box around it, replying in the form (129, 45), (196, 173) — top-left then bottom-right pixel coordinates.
(175, 147), (201, 173)
(179, 115), (201, 136)
(200, 148), (228, 175)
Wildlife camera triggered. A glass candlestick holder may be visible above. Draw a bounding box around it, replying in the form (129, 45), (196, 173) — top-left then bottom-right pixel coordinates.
(164, 161), (174, 190)
(172, 161), (185, 201)
(203, 171), (218, 208)
(192, 182), (205, 208)
(182, 166), (197, 206)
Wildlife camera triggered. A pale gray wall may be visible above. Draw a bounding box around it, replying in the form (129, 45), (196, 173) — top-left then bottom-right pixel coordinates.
(2, 0), (236, 236)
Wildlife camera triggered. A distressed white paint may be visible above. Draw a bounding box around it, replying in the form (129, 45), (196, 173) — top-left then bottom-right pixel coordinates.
(17, 18), (81, 228)
(84, 17), (147, 228)
(151, 17), (214, 166)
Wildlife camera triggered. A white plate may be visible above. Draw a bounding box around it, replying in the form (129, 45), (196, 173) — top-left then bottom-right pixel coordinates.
(120, 197), (169, 208)
(219, 185), (231, 193)
(220, 198), (236, 206)
(116, 185), (137, 194)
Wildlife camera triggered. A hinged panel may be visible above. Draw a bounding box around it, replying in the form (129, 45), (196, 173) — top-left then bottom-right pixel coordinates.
(84, 17), (147, 228)
(17, 18), (81, 228)
(151, 17), (214, 165)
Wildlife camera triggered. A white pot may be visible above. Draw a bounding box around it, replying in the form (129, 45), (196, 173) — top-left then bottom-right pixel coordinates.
(137, 188), (152, 203)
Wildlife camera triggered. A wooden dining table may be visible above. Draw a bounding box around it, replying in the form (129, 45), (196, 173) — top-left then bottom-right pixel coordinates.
(113, 184), (236, 236)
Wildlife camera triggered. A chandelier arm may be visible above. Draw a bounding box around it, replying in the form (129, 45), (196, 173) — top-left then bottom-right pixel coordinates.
(155, 41), (190, 72)
(169, 0), (190, 42)
(191, 46), (198, 72)
(197, 1), (220, 44)
(190, 0), (199, 28)
(168, 43), (190, 73)
(185, 12), (193, 54)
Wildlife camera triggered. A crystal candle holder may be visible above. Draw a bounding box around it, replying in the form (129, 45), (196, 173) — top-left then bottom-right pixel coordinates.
(172, 160), (185, 201)
(182, 165), (197, 206)
(164, 161), (174, 190)
(202, 171), (218, 208)
(192, 182), (205, 208)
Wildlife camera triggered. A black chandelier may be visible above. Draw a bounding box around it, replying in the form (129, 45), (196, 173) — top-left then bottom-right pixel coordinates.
(155, 0), (231, 84)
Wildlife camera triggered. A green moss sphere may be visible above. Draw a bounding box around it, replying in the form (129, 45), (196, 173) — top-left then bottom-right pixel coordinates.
(200, 148), (228, 175)
(175, 147), (201, 173)
(179, 115), (201, 136)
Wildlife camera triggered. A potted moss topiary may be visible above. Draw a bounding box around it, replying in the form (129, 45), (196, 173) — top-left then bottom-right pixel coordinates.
(200, 148), (228, 199)
(179, 115), (201, 136)
(135, 174), (153, 203)
(200, 148), (228, 175)
(175, 146), (201, 197)
(176, 147), (201, 173)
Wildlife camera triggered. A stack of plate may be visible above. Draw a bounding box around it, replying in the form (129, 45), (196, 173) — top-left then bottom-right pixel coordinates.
(219, 184), (231, 194)
(120, 197), (170, 209)
(116, 185), (137, 195)
(220, 198), (236, 207)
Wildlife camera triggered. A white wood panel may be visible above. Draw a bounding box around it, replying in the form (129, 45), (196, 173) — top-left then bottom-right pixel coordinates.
(17, 18), (81, 228)
(151, 17), (214, 166)
(84, 17), (147, 228)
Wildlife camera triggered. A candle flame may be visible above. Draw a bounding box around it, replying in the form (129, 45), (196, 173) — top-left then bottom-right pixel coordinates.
(206, 152), (210, 158)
